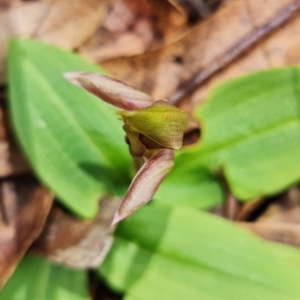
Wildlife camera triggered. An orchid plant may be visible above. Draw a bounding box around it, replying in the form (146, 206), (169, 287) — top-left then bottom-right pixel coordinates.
(64, 72), (188, 224)
(6, 40), (300, 300)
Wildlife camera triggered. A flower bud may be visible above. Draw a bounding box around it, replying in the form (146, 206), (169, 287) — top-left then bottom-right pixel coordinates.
(64, 72), (153, 110)
(117, 100), (188, 150)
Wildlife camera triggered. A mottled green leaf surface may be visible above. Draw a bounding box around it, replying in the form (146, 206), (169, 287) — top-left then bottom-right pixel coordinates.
(8, 39), (131, 218)
(99, 205), (300, 300)
(156, 68), (300, 206)
(0, 255), (88, 300)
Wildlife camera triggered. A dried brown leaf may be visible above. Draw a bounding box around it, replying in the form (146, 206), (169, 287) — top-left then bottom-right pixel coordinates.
(0, 176), (53, 288)
(0, 102), (30, 177)
(79, 0), (187, 62)
(0, 0), (110, 83)
(167, 0), (223, 22)
(99, 0), (300, 110)
(31, 198), (119, 269)
(31, 0), (110, 49)
(240, 187), (300, 248)
(240, 222), (300, 248)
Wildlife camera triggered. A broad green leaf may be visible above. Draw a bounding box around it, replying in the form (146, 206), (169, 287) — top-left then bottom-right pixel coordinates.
(99, 205), (300, 300)
(154, 164), (224, 208)
(8, 39), (131, 218)
(0, 255), (89, 300)
(157, 67), (300, 205)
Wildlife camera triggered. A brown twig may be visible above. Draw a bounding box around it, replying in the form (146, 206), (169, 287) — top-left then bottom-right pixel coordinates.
(169, 0), (300, 104)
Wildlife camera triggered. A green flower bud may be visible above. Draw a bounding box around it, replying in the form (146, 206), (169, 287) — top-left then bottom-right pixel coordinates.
(117, 100), (188, 150)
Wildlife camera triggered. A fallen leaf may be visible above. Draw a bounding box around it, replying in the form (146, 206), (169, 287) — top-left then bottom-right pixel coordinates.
(31, 0), (110, 49)
(240, 187), (300, 248)
(79, 0), (186, 62)
(167, 0), (223, 22)
(31, 198), (119, 269)
(0, 0), (110, 83)
(0, 0), (51, 83)
(257, 187), (300, 224)
(99, 0), (300, 109)
(0, 99), (30, 177)
(240, 222), (300, 248)
(0, 176), (53, 288)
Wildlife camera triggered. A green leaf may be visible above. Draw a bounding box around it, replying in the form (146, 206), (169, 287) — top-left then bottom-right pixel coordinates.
(154, 163), (224, 208)
(98, 205), (300, 300)
(158, 67), (300, 205)
(0, 255), (89, 300)
(8, 39), (132, 218)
